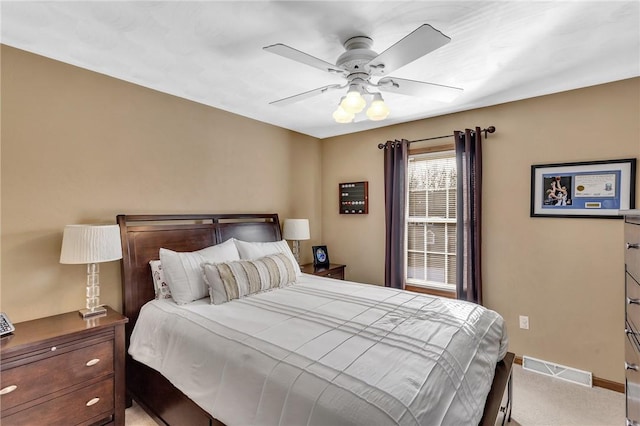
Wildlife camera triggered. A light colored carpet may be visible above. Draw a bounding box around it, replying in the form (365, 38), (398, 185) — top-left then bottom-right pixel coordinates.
(125, 400), (157, 426)
(125, 364), (625, 425)
(510, 364), (624, 426)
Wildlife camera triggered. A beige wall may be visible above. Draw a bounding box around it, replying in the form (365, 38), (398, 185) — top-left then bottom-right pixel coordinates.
(0, 45), (322, 322)
(2, 44), (639, 384)
(321, 77), (640, 383)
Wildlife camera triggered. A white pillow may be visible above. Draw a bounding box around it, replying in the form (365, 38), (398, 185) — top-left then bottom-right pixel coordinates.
(159, 238), (240, 305)
(234, 239), (301, 276)
(203, 253), (297, 305)
(149, 260), (172, 299)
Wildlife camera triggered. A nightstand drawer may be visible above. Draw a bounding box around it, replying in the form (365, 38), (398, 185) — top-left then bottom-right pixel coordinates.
(0, 339), (113, 410)
(322, 269), (344, 280)
(2, 377), (114, 426)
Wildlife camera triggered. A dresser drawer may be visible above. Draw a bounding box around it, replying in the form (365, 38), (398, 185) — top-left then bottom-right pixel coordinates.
(626, 222), (640, 282)
(0, 339), (113, 410)
(627, 330), (640, 424)
(2, 377), (114, 426)
(626, 322), (640, 364)
(627, 273), (640, 327)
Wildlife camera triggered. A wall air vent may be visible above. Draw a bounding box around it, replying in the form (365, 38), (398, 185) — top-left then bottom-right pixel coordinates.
(522, 355), (592, 387)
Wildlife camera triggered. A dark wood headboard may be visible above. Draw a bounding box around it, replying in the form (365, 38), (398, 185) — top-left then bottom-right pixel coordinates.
(116, 213), (281, 342)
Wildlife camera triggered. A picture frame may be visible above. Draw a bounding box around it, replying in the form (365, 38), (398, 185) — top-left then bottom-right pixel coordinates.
(530, 158), (636, 218)
(312, 245), (330, 267)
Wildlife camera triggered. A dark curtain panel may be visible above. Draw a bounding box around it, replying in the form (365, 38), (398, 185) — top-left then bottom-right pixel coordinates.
(383, 139), (409, 289)
(455, 127), (483, 304)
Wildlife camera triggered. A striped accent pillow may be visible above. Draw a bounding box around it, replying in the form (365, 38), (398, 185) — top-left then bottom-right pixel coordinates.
(203, 253), (297, 305)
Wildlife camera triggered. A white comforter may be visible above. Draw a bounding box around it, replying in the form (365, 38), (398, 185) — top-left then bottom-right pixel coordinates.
(129, 274), (508, 426)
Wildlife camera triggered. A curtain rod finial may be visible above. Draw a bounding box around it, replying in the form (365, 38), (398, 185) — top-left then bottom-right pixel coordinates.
(483, 126), (496, 138)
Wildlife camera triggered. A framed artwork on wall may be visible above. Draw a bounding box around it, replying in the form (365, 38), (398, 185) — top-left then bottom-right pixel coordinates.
(530, 158), (636, 218)
(312, 245), (330, 267)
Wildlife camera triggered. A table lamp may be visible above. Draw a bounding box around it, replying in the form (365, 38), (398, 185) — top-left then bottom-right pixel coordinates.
(282, 219), (310, 265)
(60, 224), (122, 318)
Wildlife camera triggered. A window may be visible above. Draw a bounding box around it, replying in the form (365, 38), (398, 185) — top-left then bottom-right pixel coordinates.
(406, 148), (457, 292)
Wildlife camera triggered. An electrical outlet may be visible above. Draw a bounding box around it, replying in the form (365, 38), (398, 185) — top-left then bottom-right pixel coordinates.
(519, 315), (530, 330)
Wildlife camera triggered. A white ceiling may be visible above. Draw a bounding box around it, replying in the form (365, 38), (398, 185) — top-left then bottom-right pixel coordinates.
(2, 1), (639, 139)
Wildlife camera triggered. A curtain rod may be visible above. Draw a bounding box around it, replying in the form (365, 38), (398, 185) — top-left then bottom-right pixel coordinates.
(377, 126), (495, 149)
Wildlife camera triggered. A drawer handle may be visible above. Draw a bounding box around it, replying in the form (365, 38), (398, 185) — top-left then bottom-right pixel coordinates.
(627, 243), (640, 250)
(628, 297), (640, 305)
(86, 397), (100, 407)
(0, 385), (17, 395)
(626, 328), (640, 340)
(86, 358), (100, 367)
(626, 362), (639, 371)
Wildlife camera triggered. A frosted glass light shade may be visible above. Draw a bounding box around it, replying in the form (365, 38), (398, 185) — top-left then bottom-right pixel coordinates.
(60, 224), (123, 264)
(333, 105), (355, 123)
(366, 93), (390, 121)
(340, 87), (366, 114)
(282, 219), (310, 240)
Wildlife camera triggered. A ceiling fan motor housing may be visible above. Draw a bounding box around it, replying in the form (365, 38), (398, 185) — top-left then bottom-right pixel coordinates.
(336, 36), (379, 76)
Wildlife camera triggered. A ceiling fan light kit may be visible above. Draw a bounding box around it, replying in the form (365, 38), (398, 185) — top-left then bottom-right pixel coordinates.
(332, 91), (390, 123)
(264, 24), (463, 124)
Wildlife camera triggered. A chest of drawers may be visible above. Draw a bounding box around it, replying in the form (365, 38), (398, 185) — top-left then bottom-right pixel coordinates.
(0, 307), (128, 426)
(625, 214), (640, 426)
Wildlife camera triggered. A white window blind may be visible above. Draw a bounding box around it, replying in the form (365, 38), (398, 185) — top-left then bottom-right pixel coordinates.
(406, 150), (457, 291)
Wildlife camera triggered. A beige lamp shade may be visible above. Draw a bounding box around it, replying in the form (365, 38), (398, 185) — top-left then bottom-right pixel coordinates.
(282, 219), (310, 241)
(60, 224), (123, 264)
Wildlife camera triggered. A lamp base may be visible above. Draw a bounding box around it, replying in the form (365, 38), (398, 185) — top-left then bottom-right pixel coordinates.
(79, 306), (107, 319)
(292, 240), (302, 265)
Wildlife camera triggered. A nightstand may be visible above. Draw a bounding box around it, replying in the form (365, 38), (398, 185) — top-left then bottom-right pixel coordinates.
(300, 263), (346, 280)
(0, 306), (128, 426)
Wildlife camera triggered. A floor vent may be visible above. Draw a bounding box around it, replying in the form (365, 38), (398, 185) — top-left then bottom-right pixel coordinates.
(522, 355), (592, 387)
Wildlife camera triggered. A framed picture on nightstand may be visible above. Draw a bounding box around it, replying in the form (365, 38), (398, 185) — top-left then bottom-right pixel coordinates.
(312, 245), (330, 267)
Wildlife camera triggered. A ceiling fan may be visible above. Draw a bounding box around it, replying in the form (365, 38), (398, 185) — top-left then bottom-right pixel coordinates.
(263, 24), (463, 122)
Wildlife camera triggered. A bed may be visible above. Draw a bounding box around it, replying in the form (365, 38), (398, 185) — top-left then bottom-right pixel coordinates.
(117, 213), (514, 426)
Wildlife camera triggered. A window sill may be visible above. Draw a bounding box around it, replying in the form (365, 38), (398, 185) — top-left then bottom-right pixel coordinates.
(405, 284), (456, 299)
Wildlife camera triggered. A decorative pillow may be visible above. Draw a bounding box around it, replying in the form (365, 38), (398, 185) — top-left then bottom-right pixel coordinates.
(149, 260), (172, 299)
(203, 253), (297, 305)
(234, 239), (301, 276)
(159, 238), (240, 305)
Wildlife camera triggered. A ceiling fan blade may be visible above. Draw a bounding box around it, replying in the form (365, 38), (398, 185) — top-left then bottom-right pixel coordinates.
(269, 84), (344, 106)
(378, 77), (463, 103)
(264, 44), (347, 76)
(368, 24), (451, 75)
